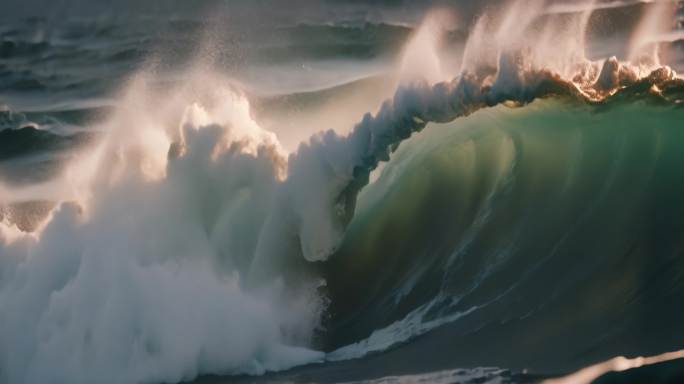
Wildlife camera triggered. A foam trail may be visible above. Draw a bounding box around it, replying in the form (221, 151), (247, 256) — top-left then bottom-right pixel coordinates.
(544, 349), (684, 384)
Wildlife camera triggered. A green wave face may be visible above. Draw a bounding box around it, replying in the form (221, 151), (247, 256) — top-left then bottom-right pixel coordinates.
(323, 98), (684, 362)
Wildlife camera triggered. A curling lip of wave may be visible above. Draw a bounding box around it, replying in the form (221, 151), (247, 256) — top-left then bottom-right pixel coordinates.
(260, 53), (683, 266)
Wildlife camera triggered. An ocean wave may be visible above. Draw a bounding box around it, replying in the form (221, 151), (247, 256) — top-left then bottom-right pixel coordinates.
(3, 61), (677, 383)
(323, 98), (684, 369)
(2, 2), (684, 384)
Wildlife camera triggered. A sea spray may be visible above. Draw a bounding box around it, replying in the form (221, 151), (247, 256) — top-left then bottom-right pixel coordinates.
(0, 79), (325, 384)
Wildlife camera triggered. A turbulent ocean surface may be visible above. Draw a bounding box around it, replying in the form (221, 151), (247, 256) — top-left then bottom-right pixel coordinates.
(2, 1), (684, 383)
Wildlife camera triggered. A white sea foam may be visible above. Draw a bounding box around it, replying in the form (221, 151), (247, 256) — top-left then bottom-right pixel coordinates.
(0, 74), (324, 384)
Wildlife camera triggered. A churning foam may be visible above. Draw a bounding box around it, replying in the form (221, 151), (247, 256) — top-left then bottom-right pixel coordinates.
(0, 72), (324, 384)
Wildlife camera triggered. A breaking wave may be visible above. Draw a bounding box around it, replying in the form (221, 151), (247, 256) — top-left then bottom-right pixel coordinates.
(1, 1), (684, 383)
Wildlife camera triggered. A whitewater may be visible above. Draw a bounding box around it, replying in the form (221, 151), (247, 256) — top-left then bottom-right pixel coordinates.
(1, 1), (684, 383)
